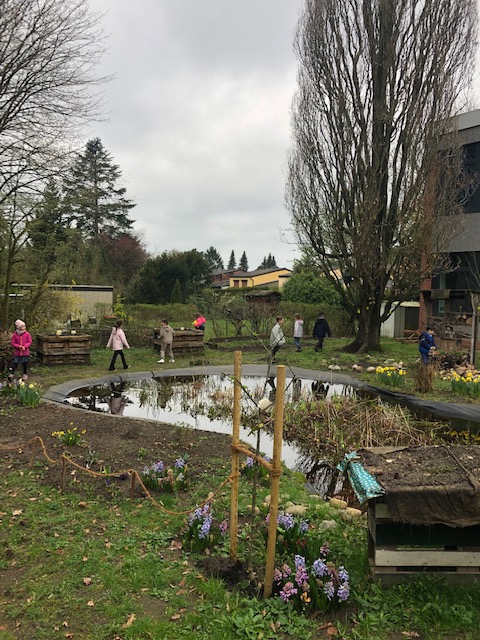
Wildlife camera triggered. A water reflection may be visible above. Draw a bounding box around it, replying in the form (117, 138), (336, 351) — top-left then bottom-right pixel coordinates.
(66, 374), (353, 489)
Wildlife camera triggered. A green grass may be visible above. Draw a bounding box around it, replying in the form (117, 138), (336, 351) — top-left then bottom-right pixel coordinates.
(3, 337), (480, 638)
(2, 462), (480, 639)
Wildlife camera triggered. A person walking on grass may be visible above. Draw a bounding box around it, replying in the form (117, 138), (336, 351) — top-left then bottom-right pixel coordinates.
(11, 319), (32, 381)
(157, 319), (175, 364)
(270, 316), (286, 362)
(107, 320), (130, 371)
(313, 312), (331, 351)
(293, 313), (304, 352)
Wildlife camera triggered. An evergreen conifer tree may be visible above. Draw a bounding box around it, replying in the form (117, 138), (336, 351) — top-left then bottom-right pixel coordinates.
(63, 138), (135, 238)
(239, 251), (249, 271)
(227, 250), (236, 270)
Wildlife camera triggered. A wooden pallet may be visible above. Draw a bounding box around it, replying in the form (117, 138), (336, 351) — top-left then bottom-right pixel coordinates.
(36, 334), (92, 365)
(368, 500), (480, 584)
(153, 329), (204, 356)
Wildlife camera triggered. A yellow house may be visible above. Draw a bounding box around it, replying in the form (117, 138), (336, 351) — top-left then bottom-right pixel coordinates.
(229, 267), (292, 289)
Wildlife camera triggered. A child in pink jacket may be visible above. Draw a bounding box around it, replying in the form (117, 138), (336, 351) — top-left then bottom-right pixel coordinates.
(106, 320), (130, 371)
(11, 319), (32, 381)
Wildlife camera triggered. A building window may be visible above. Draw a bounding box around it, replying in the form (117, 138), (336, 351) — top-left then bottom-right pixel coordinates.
(233, 280), (239, 288)
(242, 280), (248, 287)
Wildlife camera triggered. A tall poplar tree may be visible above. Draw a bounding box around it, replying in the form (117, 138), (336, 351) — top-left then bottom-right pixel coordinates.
(287, 0), (477, 352)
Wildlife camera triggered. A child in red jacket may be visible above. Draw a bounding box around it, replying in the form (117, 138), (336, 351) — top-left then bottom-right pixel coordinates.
(11, 319), (32, 381)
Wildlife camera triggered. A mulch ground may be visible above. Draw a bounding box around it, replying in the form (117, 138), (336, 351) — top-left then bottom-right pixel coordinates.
(0, 399), (233, 489)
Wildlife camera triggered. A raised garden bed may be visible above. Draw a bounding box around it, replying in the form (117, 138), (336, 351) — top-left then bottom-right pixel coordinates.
(36, 333), (92, 365)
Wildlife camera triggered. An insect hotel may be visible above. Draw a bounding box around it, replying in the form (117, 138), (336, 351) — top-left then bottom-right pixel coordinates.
(340, 445), (480, 584)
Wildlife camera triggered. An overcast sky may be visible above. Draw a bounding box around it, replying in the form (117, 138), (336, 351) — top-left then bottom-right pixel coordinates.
(86, 1), (480, 273)
(86, 0), (304, 271)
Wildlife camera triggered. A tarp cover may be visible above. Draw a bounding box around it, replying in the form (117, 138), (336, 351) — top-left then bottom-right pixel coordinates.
(357, 445), (480, 527)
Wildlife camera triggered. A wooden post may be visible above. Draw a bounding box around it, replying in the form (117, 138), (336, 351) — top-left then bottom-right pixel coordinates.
(29, 437), (38, 467)
(229, 350), (242, 562)
(60, 457), (66, 494)
(263, 365), (285, 598)
(470, 293), (479, 368)
(130, 471), (136, 498)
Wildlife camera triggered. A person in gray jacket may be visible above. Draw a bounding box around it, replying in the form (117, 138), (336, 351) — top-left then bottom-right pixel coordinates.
(157, 319), (175, 363)
(269, 316), (286, 362)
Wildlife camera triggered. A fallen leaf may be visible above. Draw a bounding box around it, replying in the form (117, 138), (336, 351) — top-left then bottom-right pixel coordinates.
(12, 509), (23, 516)
(121, 614), (136, 629)
(78, 501), (87, 509)
(269, 621), (277, 633)
(65, 633), (74, 639)
(327, 625), (338, 637)
(62, 621), (69, 627)
(171, 614), (181, 621)
(87, 600), (94, 607)
(169, 540), (182, 550)
(82, 577), (92, 586)
(82, 556), (88, 562)
(178, 577), (186, 587)
(176, 589), (186, 596)
(401, 633), (420, 638)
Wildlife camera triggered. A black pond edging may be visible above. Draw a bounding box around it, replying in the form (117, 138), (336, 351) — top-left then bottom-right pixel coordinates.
(42, 364), (480, 426)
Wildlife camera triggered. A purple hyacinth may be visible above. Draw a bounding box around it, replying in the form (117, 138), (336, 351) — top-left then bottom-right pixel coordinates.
(152, 461), (164, 473)
(279, 581), (297, 603)
(281, 563), (292, 578)
(245, 456), (254, 467)
(323, 581), (335, 601)
(337, 582), (350, 602)
(338, 566), (349, 582)
(299, 520), (309, 534)
(198, 514), (212, 539)
(312, 558), (329, 577)
(219, 520), (228, 535)
(294, 555), (306, 570)
(277, 513), (295, 530)
(295, 566), (309, 588)
(175, 458), (185, 469)
(273, 568), (283, 583)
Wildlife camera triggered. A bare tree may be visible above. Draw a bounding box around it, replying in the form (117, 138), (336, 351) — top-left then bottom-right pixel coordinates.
(286, 0), (477, 352)
(0, 0), (107, 200)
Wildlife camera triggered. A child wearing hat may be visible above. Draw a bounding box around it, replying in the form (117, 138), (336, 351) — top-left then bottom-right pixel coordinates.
(11, 319), (32, 381)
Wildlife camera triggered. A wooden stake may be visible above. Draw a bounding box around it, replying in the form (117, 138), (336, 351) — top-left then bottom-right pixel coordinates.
(263, 364), (285, 598)
(130, 472), (136, 499)
(29, 438), (38, 467)
(60, 457), (66, 494)
(229, 350), (242, 562)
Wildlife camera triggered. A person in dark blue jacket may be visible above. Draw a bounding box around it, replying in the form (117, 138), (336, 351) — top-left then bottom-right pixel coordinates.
(418, 327), (437, 364)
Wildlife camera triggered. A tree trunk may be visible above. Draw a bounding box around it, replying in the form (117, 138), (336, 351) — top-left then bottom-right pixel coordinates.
(345, 302), (383, 353)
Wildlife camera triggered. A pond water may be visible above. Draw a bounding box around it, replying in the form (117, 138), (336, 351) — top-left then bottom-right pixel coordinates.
(66, 374), (353, 485)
